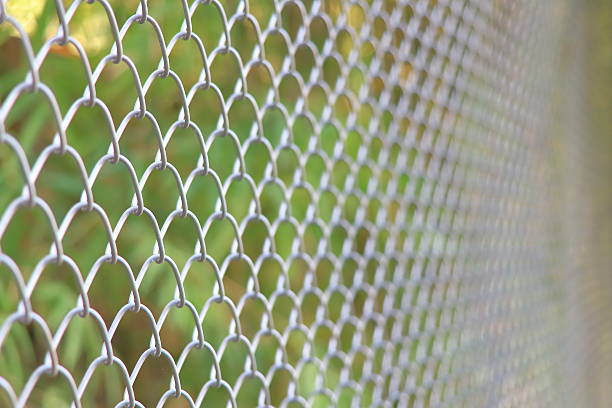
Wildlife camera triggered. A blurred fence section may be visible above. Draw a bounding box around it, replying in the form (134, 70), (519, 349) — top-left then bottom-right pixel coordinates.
(0, 0), (611, 407)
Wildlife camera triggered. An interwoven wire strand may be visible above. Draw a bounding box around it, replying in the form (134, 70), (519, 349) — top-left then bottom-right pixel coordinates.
(1, 0), (611, 407)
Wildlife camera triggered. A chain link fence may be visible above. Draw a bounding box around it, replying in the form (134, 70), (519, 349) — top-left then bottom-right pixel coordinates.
(0, 0), (611, 406)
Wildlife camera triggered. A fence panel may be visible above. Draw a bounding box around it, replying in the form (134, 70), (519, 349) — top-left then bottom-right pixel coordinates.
(0, 0), (611, 406)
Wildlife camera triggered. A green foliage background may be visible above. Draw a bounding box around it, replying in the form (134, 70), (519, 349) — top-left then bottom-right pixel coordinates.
(0, 0), (610, 407)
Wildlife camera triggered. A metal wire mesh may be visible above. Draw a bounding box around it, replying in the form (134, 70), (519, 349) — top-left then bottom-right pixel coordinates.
(0, 0), (611, 407)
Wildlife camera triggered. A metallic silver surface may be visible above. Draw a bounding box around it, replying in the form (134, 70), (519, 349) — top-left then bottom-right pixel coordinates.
(0, 0), (611, 407)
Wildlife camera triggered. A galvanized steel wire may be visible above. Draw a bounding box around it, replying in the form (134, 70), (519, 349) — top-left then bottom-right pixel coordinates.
(0, 0), (611, 407)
